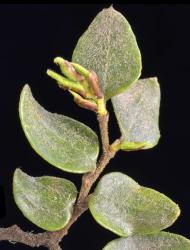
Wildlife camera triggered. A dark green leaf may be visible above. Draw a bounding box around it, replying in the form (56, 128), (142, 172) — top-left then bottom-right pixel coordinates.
(89, 172), (180, 237)
(72, 6), (142, 100)
(19, 84), (99, 173)
(13, 168), (77, 231)
(112, 77), (160, 151)
(103, 232), (190, 250)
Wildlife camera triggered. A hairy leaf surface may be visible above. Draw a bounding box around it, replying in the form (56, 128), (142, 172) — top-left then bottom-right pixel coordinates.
(19, 85), (99, 173)
(13, 168), (77, 231)
(112, 77), (160, 151)
(103, 232), (190, 250)
(89, 172), (180, 236)
(72, 6), (142, 100)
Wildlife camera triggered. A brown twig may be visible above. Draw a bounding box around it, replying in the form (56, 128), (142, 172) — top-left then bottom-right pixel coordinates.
(0, 111), (121, 249)
(50, 112), (121, 241)
(0, 225), (61, 250)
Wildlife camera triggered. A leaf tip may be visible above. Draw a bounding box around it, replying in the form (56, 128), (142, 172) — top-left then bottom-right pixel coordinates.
(107, 4), (114, 11)
(13, 168), (26, 205)
(19, 84), (32, 103)
(175, 203), (181, 220)
(14, 167), (22, 176)
(21, 83), (31, 94)
(103, 4), (118, 14)
(13, 168), (29, 187)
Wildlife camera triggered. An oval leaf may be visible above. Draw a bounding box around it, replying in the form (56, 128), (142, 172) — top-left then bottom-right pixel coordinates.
(13, 168), (77, 231)
(72, 6), (142, 100)
(103, 232), (190, 250)
(89, 172), (180, 237)
(112, 77), (160, 151)
(19, 84), (99, 173)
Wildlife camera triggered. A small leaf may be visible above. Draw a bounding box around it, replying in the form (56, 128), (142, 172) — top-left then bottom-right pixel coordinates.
(13, 168), (77, 231)
(112, 77), (160, 151)
(89, 172), (180, 237)
(72, 6), (142, 100)
(19, 84), (99, 173)
(103, 232), (190, 250)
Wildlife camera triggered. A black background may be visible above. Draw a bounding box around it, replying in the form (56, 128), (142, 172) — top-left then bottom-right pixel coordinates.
(0, 4), (190, 250)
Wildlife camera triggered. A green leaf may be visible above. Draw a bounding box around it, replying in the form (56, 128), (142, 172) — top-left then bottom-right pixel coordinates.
(103, 232), (190, 250)
(72, 6), (142, 100)
(13, 168), (77, 231)
(88, 172), (180, 237)
(112, 77), (160, 151)
(19, 84), (99, 173)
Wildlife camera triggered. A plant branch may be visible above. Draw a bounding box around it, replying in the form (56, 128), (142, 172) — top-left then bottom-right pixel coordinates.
(50, 112), (121, 241)
(0, 225), (61, 250)
(98, 113), (110, 153)
(0, 110), (121, 249)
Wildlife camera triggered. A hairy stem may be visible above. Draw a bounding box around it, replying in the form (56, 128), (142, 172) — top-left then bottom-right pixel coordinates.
(0, 225), (61, 250)
(0, 111), (121, 249)
(50, 112), (120, 241)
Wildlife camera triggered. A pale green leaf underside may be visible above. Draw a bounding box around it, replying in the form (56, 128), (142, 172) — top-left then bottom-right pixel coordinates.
(19, 84), (99, 173)
(13, 168), (77, 231)
(112, 77), (160, 151)
(89, 172), (180, 237)
(72, 6), (142, 100)
(103, 232), (190, 250)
